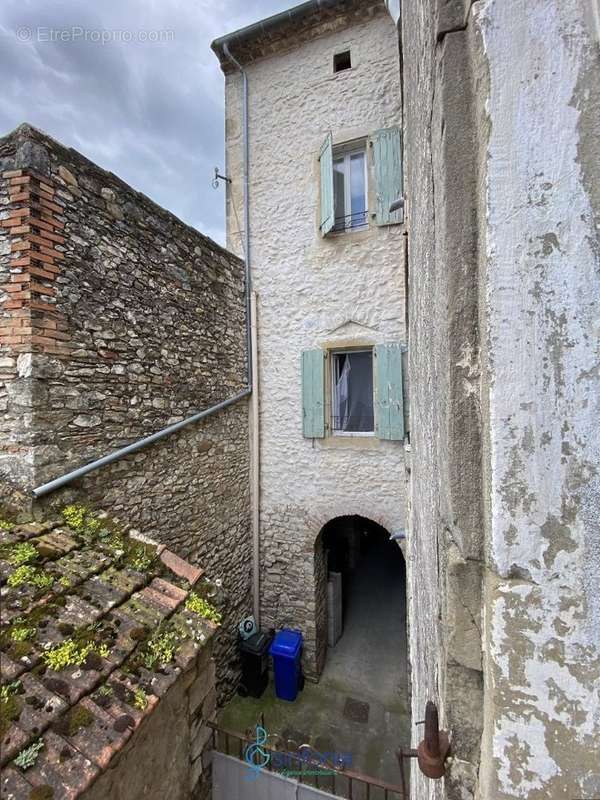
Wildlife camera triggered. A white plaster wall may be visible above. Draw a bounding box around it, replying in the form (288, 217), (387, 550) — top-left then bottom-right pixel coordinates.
(475, 0), (600, 796)
(224, 9), (406, 669)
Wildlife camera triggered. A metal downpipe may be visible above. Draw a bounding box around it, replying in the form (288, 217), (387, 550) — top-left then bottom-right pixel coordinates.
(222, 43), (260, 626)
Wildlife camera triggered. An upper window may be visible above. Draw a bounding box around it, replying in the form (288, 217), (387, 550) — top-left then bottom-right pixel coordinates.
(333, 50), (351, 73)
(331, 349), (374, 434)
(318, 127), (403, 237)
(333, 145), (367, 232)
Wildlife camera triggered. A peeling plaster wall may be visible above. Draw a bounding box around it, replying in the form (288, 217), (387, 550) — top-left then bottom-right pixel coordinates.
(475, 1), (600, 797)
(404, 0), (599, 797)
(222, 7), (408, 676)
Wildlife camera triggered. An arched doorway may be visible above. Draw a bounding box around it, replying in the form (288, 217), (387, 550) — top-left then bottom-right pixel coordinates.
(313, 514), (410, 781)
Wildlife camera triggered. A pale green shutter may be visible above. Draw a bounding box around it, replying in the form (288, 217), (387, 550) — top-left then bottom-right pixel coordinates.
(302, 350), (325, 438)
(319, 133), (334, 236)
(372, 127), (403, 226)
(375, 344), (404, 440)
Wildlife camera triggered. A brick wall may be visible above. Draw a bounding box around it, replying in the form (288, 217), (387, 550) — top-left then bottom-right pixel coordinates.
(0, 123), (251, 702)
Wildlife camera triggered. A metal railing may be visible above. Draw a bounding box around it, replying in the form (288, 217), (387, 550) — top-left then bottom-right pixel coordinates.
(208, 720), (409, 800)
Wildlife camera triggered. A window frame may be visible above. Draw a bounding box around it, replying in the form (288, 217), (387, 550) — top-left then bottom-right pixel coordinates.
(332, 143), (369, 233)
(329, 346), (375, 437)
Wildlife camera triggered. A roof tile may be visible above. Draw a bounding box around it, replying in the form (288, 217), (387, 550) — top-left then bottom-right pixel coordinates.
(1, 508), (217, 799)
(24, 730), (99, 800)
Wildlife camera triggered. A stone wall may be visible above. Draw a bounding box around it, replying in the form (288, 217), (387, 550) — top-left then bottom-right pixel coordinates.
(402, 0), (600, 798)
(221, 1), (407, 678)
(475, 2), (600, 797)
(0, 124), (251, 702)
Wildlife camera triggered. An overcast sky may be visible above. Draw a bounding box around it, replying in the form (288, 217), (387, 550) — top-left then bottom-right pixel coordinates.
(0, 0), (292, 245)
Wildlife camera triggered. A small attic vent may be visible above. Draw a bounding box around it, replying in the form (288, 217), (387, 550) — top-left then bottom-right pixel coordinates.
(333, 50), (351, 73)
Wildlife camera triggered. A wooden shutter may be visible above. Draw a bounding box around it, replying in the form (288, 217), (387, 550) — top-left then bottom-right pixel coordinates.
(372, 126), (403, 226)
(302, 350), (325, 438)
(375, 344), (404, 440)
(319, 133), (335, 236)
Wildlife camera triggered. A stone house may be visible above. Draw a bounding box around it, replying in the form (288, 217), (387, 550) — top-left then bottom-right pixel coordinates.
(212, 0), (600, 798)
(2, 0), (599, 798)
(212, 0), (409, 680)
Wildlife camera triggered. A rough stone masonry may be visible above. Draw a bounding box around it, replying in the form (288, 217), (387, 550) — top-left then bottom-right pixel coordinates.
(0, 123), (252, 703)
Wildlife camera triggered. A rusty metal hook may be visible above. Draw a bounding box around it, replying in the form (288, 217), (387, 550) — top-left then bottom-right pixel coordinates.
(416, 701), (450, 779)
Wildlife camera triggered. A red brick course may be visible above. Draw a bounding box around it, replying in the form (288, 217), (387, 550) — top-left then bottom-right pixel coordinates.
(1, 169), (70, 356)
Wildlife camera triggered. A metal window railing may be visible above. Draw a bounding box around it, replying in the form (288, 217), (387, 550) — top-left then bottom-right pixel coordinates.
(333, 210), (368, 231)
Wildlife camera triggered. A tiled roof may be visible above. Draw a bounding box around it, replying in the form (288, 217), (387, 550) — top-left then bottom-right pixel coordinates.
(0, 507), (219, 800)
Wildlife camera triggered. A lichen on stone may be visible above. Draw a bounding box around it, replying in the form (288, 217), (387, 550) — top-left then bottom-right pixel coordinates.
(13, 738), (44, 770)
(29, 785), (54, 800)
(133, 687), (148, 710)
(0, 541), (39, 566)
(54, 705), (94, 737)
(141, 629), (179, 670)
(6, 565), (53, 591)
(0, 682), (23, 737)
(10, 625), (36, 642)
(43, 637), (109, 672)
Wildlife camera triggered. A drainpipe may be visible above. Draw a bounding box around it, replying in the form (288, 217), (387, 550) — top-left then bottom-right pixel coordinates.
(32, 388), (251, 497)
(223, 42), (260, 627)
(250, 292), (260, 625)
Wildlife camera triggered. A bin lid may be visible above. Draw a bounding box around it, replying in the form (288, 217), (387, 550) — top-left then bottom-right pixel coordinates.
(269, 628), (303, 658)
(239, 631), (272, 656)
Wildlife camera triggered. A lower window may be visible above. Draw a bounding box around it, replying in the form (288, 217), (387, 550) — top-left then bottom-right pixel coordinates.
(331, 349), (374, 434)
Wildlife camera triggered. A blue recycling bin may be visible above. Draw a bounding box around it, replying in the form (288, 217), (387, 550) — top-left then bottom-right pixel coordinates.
(269, 629), (303, 701)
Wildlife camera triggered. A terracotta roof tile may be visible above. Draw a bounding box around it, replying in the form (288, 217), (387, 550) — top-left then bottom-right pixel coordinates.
(0, 722), (29, 767)
(53, 697), (132, 770)
(159, 549), (203, 585)
(1, 508), (218, 799)
(0, 765), (33, 797)
(24, 730), (99, 800)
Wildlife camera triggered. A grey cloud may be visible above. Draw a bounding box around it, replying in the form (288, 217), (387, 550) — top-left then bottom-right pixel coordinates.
(0, 0), (290, 245)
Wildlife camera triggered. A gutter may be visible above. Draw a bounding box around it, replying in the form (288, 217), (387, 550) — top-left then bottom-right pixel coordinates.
(211, 0), (340, 59)
(33, 389), (251, 497)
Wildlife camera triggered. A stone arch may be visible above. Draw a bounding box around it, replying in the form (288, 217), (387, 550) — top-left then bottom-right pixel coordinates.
(311, 512), (406, 678)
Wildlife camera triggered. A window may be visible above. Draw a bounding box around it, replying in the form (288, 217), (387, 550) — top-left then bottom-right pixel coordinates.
(332, 146), (367, 231)
(331, 349), (374, 434)
(302, 344), (405, 440)
(333, 50), (351, 73)
(318, 127), (403, 237)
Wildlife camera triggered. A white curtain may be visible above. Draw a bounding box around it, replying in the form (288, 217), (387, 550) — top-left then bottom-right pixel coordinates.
(334, 352), (374, 432)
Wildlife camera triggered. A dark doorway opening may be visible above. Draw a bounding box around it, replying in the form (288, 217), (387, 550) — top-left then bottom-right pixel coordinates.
(319, 516), (406, 660)
(314, 514), (410, 782)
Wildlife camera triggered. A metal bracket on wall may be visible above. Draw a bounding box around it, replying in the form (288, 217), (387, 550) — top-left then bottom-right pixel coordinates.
(212, 166), (232, 189)
(397, 701), (450, 784)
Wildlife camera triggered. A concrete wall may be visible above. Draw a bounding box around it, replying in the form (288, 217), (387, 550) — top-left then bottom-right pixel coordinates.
(222, 3), (407, 676)
(403, 0), (600, 797)
(0, 124), (251, 702)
